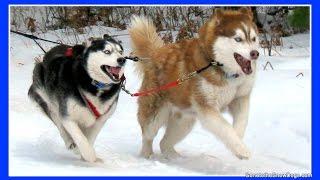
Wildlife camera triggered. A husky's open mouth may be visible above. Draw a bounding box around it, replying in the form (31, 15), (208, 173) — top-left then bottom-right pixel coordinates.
(234, 53), (252, 75)
(101, 65), (122, 82)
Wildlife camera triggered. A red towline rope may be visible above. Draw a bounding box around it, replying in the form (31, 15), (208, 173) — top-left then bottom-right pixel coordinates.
(121, 76), (181, 97)
(131, 80), (179, 97)
(121, 61), (223, 97)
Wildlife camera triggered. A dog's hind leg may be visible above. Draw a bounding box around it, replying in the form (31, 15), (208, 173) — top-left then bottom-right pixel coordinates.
(160, 112), (195, 159)
(55, 121), (77, 151)
(62, 120), (97, 162)
(140, 133), (154, 159)
(29, 86), (75, 150)
(138, 103), (169, 159)
(28, 85), (51, 119)
(139, 117), (161, 159)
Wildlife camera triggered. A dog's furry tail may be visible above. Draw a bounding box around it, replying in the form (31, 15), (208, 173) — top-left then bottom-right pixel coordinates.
(129, 16), (164, 75)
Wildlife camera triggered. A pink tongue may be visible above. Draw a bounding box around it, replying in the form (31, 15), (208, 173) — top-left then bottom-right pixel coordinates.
(110, 67), (121, 75)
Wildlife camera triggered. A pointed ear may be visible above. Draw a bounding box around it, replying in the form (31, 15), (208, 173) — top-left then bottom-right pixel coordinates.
(199, 8), (222, 41)
(103, 34), (111, 40)
(239, 7), (253, 21)
(84, 37), (94, 47)
(72, 45), (85, 58)
(212, 8), (223, 26)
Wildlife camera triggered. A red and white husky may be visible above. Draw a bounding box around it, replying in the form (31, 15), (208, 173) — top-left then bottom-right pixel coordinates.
(129, 7), (260, 159)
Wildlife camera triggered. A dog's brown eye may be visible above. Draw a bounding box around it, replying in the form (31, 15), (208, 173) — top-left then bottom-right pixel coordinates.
(234, 37), (242, 42)
(103, 50), (111, 55)
(252, 37), (256, 42)
(119, 50), (123, 55)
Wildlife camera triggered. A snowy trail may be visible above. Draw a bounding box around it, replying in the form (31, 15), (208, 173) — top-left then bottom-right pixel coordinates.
(9, 28), (311, 176)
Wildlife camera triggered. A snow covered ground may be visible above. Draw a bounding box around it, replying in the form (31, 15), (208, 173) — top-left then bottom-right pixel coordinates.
(9, 27), (311, 176)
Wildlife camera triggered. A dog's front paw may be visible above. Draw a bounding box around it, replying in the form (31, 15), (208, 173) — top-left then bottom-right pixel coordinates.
(140, 150), (153, 159)
(160, 146), (182, 160)
(79, 147), (97, 163)
(80, 157), (103, 163)
(233, 144), (251, 160)
(81, 155), (98, 163)
(81, 157), (103, 163)
(162, 150), (182, 160)
(140, 144), (154, 159)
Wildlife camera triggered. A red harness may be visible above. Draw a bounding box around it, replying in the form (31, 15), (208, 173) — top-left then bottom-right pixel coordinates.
(82, 95), (114, 119)
(65, 47), (73, 57)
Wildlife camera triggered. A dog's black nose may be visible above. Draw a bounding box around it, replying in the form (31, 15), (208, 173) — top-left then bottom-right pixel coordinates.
(117, 57), (126, 66)
(250, 50), (259, 60)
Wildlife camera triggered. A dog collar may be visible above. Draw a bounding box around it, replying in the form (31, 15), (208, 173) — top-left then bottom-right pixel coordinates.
(91, 80), (113, 96)
(91, 76), (126, 95)
(91, 79), (111, 90)
(209, 60), (239, 79)
(225, 73), (240, 79)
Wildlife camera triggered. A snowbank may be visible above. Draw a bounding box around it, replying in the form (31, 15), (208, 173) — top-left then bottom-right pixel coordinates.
(9, 28), (311, 176)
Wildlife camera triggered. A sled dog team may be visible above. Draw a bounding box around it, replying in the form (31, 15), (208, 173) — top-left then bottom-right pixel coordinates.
(29, 8), (260, 162)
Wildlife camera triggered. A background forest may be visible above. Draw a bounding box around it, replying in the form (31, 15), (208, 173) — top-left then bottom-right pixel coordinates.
(10, 6), (310, 55)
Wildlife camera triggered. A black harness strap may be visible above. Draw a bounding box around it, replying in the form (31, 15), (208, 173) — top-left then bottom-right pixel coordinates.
(31, 38), (46, 53)
(10, 30), (142, 63)
(10, 30), (63, 45)
(196, 61), (224, 74)
(10, 30), (67, 54)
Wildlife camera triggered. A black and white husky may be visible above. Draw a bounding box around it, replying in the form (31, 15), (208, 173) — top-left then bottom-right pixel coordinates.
(28, 35), (126, 162)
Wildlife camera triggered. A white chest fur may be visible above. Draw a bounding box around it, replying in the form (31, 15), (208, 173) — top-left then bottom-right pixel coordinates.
(198, 75), (255, 110)
(67, 91), (118, 127)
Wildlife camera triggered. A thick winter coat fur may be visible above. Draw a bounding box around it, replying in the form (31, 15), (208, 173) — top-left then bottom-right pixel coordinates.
(28, 37), (126, 162)
(129, 8), (259, 159)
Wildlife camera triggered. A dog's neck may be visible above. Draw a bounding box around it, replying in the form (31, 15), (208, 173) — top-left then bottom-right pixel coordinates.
(91, 79), (113, 95)
(198, 44), (239, 80)
(73, 61), (121, 98)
